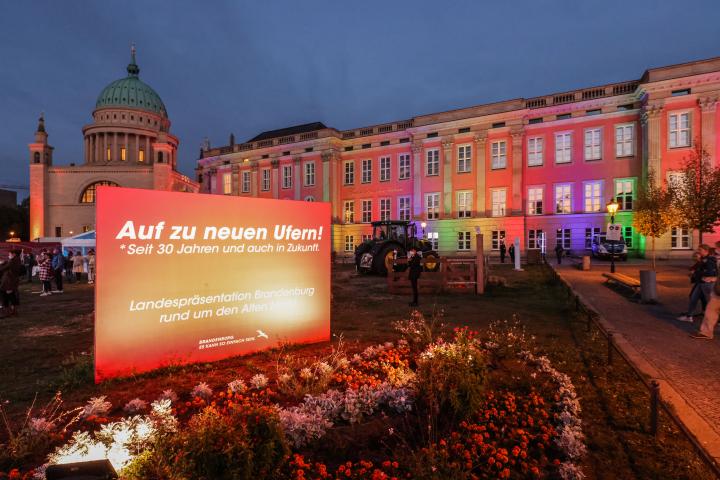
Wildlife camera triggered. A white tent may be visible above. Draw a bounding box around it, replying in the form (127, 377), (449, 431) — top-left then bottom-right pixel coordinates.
(61, 230), (95, 255)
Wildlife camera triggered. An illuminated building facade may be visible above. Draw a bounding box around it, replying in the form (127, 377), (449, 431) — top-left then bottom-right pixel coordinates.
(29, 48), (198, 240)
(197, 56), (720, 258)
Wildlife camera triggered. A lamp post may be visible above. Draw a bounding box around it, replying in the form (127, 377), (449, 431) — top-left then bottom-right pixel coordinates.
(421, 221), (427, 239)
(606, 199), (619, 273)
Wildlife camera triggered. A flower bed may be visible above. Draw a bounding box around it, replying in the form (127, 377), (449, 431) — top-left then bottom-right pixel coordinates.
(0, 315), (585, 480)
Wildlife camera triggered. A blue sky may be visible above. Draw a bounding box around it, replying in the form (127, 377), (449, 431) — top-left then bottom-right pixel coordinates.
(1, 0), (719, 198)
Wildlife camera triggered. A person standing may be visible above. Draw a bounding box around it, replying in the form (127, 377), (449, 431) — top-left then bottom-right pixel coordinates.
(23, 250), (35, 283)
(51, 248), (64, 293)
(408, 248), (423, 307)
(499, 238), (507, 264)
(65, 251), (75, 284)
(87, 249), (96, 284)
(508, 243), (515, 264)
(0, 250), (23, 317)
(555, 243), (564, 265)
(38, 250), (53, 296)
(692, 275), (720, 339)
(678, 245), (717, 322)
(72, 250), (85, 282)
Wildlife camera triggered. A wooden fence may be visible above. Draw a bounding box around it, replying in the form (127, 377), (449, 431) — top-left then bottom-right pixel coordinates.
(387, 252), (489, 295)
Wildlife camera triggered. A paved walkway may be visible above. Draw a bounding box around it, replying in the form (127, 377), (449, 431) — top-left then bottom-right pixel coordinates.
(552, 259), (720, 468)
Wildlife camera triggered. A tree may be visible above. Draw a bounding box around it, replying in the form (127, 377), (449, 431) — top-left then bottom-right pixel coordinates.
(671, 143), (720, 244)
(633, 170), (674, 270)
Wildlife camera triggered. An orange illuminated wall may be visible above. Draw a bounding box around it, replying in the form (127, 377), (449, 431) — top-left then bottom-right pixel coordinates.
(95, 187), (330, 382)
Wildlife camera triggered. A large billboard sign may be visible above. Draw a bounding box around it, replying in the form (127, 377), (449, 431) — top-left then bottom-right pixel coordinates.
(95, 187), (330, 382)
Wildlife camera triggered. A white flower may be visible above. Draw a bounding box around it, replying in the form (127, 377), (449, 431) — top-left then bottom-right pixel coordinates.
(299, 368), (313, 380)
(29, 417), (55, 433)
(316, 361), (333, 376)
(123, 398), (147, 414)
(250, 373), (268, 389)
(227, 379), (247, 394)
(82, 396), (111, 419)
(158, 389), (178, 403)
(191, 382), (213, 400)
(277, 373), (292, 384)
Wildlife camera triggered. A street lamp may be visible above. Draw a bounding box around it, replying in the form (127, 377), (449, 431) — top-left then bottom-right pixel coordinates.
(420, 221), (427, 239)
(606, 199), (619, 273)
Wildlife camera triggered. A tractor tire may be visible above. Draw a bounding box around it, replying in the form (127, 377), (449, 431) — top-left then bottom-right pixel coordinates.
(423, 252), (440, 272)
(374, 245), (404, 276)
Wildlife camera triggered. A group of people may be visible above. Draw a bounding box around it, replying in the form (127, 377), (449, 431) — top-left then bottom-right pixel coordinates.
(32, 248), (96, 296)
(678, 242), (720, 340)
(498, 238), (516, 264)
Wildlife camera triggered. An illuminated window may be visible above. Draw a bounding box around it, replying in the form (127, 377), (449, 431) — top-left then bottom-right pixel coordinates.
(120, 147), (126, 161)
(528, 137), (543, 166)
(361, 200), (372, 223)
(361, 159), (372, 183)
(457, 231), (471, 251)
(491, 230), (505, 250)
(426, 149), (439, 176)
(528, 229), (544, 249)
(669, 112), (691, 148)
(671, 227), (691, 249)
(555, 133), (572, 164)
(241, 171), (251, 193)
(528, 187), (543, 215)
(427, 231), (439, 250)
(380, 156), (391, 181)
(556, 228), (571, 249)
(584, 128), (602, 160)
(80, 181), (119, 203)
(457, 145), (472, 173)
(82, 225), (92, 233)
(380, 198), (391, 221)
(344, 161), (355, 185)
(491, 141), (507, 169)
(615, 178), (634, 210)
(585, 227), (600, 248)
(555, 184), (572, 214)
(304, 162), (315, 186)
(282, 165), (292, 189)
(223, 173), (232, 194)
(425, 193), (440, 220)
(344, 235), (355, 252)
(615, 124), (633, 157)
(138, 149), (145, 162)
(457, 190), (472, 218)
(106, 148), (111, 161)
(491, 188), (506, 217)
(343, 200), (355, 223)
(398, 196), (411, 221)
(584, 181), (602, 212)
(398, 153), (411, 180)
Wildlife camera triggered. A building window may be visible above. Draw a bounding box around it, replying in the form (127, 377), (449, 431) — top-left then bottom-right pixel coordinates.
(491, 230), (506, 250)
(380, 156), (391, 181)
(556, 228), (571, 249)
(585, 227), (600, 249)
(138, 149), (145, 162)
(491, 141), (507, 169)
(282, 165), (292, 189)
(157, 151), (164, 163)
(426, 149), (439, 176)
(55, 226), (62, 237)
(261, 169), (270, 191)
(624, 226), (633, 248)
(361, 234), (372, 243)
(555, 133), (572, 164)
(667, 171), (685, 191)
(528, 187), (543, 215)
(528, 229), (543, 249)
(82, 225), (91, 233)
(584, 181), (602, 212)
(457, 145), (472, 173)
(120, 147), (127, 161)
(458, 231), (471, 251)
(615, 124), (634, 157)
(427, 231), (439, 250)
(528, 137), (543, 166)
(555, 184), (572, 214)
(671, 227), (691, 249)
(615, 179), (634, 211)
(426, 193), (440, 219)
(241, 171), (251, 193)
(361, 200), (372, 223)
(305, 195), (315, 202)
(669, 112), (691, 148)
(80, 181), (119, 203)
(344, 161), (354, 185)
(399, 153), (411, 180)
(223, 172), (232, 194)
(457, 190), (473, 218)
(380, 198), (391, 221)
(343, 200), (355, 223)
(304, 162), (315, 186)
(398, 196), (411, 221)
(361, 159), (372, 183)
(106, 147), (111, 161)
(344, 235), (355, 252)
(491, 188), (507, 217)
(33, 152), (40, 163)
(584, 128), (602, 161)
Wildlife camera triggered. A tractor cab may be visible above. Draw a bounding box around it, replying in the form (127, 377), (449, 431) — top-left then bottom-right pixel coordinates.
(355, 220), (438, 275)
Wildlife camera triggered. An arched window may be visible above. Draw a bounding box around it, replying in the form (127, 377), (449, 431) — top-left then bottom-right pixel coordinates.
(33, 152), (40, 163)
(158, 151), (164, 163)
(305, 195), (315, 202)
(80, 181), (119, 203)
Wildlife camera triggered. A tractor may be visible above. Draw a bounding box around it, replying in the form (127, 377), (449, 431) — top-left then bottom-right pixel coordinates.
(354, 220), (440, 275)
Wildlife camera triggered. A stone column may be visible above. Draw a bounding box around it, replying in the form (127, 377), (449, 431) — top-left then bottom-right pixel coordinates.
(251, 165), (258, 197)
(412, 141), (423, 219)
(442, 137), (454, 217)
(322, 151), (339, 220)
(103, 133), (108, 162)
(271, 159), (280, 199)
(510, 128), (524, 214)
(146, 137), (151, 164)
(293, 156), (302, 200)
(641, 103), (663, 186)
(474, 133), (487, 216)
(699, 96), (718, 165)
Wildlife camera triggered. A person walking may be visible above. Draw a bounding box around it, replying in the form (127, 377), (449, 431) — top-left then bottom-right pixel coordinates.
(38, 250), (53, 296)
(508, 243), (515, 264)
(51, 248), (64, 293)
(0, 250), (23, 317)
(86, 249), (96, 284)
(678, 245), (717, 322)
(72, 250), (85, 282)
(408, 248), (423, 307)
(692, 275), (720, 339)
(555, 243), (564, 265)
(499, 238), (507, 264)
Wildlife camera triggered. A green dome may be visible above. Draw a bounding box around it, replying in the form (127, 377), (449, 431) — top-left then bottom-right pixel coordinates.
(95, 50), (167, 118)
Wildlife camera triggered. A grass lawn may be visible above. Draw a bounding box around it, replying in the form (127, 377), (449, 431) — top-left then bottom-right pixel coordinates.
(0, 264), (715, 478)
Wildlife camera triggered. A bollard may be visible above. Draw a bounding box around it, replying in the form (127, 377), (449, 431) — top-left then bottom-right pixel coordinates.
(650, 380), (660, 436)
(607, 332), (614, 365)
